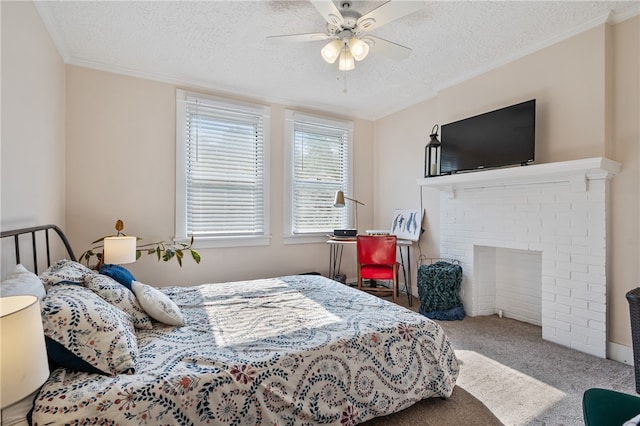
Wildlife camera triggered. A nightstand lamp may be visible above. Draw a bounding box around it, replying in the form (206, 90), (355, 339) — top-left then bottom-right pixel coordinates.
(103, 235), (137, 264)
(0, 295), (50, 409)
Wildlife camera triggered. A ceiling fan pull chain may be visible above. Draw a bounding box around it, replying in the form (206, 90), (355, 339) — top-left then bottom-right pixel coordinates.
(343, 68), (348, 94)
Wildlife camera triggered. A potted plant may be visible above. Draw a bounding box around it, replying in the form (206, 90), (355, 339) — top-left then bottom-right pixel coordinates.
(79, 220), (201, 268)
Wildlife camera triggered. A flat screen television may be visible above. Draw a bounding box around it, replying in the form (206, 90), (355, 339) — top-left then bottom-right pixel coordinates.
(440, 99), (536, 174)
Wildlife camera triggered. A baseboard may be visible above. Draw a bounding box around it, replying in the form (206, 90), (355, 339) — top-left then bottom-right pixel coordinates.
(608, 341), (633, 366)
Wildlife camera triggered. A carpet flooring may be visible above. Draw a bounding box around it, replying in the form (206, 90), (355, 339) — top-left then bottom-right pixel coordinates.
(364, 385), (503, 425)
(366, 296), (637, 425)
(435, 314), (636, 425)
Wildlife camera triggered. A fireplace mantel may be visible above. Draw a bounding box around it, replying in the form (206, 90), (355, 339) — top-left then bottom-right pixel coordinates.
(417, 157), (621, 197)
(417, 156), (622, 358)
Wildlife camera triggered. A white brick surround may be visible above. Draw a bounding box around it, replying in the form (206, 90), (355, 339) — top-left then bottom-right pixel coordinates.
(418, 157), (621, 358)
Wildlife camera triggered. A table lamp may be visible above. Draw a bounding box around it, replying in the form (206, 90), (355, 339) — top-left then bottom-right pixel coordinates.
(0, 295), (50, 409)
(334, 190), (364, 231)
(103, 235), (137, 264)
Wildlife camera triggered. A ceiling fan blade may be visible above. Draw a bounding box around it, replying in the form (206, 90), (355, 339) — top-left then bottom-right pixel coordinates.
(266, 33), (333, 44)
(309, 0), (344, 27)
(357, 1), (426, 32)
(364, 35), (412, 61)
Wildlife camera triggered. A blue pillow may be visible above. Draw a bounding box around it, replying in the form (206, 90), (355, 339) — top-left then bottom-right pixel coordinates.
(99, 264), (136, 290)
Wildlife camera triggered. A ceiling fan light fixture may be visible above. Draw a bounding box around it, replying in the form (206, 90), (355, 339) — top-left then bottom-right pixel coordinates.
(347, 37), (369, 61)
(321, 39), (342, 64)
(338, 49), (355, 71)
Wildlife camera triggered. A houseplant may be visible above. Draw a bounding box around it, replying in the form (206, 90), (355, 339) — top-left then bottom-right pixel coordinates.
(79, 220), (201, 268)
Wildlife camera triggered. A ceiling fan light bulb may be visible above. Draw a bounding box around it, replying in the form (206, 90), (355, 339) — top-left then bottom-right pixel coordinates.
(338, 50), (355, 71)
(321, 39), (342, 64)
(348, 37), (370, 61)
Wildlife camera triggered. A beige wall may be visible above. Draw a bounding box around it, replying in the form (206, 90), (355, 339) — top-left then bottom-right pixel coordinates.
(1, 1), (66, 275)
(609, 16), (640, 348)
(64, 66), (374, 286)
(2, 1), (637, 354)
(375, 18), (639, 350)
(373, 98), (441, 266)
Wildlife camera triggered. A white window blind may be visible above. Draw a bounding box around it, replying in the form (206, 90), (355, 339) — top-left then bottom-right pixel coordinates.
(287, 111), (353, 236)
(176, 90), (270, 243)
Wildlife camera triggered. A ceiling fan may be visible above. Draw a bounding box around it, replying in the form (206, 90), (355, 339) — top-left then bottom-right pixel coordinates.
(267, 0), (426, 71)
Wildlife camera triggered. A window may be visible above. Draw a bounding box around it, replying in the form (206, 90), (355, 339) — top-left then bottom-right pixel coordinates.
(285, 110), (353, 242)
(176, 90), (270, 247)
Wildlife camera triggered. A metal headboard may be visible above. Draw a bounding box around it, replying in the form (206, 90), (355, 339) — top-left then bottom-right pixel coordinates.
(1, 224), (76, 275)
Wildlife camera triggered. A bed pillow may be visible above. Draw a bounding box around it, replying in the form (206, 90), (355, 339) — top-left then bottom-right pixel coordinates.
(41, 284), (138, 375)
(99, 264), (136, 291)
(0, 264), (46, 300)
(40, 259), (96, 289)
(84, 274), (153, 330)
(131, 281), (185, 326)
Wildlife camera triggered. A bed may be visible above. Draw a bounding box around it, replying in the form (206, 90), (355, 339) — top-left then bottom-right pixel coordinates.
(1, 225), (459, 425)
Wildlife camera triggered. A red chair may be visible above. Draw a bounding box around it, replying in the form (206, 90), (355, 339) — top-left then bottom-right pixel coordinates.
(356, 235), (399, 303)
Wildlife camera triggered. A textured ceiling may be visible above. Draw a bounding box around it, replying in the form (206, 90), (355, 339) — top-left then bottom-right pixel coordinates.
(36, 1), (638, 120)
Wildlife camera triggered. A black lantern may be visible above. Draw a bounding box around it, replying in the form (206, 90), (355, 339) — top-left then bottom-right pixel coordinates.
(424, 124), (441, 177)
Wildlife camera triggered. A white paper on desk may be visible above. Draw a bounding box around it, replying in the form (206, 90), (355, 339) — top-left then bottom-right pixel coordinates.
(365, 230), (390, 235)
(390, 209), (422, 241)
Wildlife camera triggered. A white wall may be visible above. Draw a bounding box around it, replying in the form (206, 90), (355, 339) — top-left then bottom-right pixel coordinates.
(1, 1), (66, 276)
(495, 248), (542, 326)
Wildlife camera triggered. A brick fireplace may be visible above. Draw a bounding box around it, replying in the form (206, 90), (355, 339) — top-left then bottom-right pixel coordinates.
(418, 157), (621, 358)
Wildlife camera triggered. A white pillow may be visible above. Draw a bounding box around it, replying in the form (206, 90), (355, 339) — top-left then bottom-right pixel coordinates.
(131, 281), (185, 326)
(0, 264), (46, 300)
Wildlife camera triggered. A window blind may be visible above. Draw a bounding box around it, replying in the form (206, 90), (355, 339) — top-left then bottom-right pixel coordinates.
(291, 118), (352, 234)
(182, 95), (267, 238)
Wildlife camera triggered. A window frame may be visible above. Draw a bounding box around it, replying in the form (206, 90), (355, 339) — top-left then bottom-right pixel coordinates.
(175, 89), (271, 248)
(283, 110), (354, 244)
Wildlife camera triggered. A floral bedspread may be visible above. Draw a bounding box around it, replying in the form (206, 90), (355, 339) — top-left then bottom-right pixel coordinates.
(32, 275), (459, 425)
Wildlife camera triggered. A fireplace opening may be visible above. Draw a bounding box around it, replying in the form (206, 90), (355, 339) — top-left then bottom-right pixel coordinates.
(475, 246), (542, 327)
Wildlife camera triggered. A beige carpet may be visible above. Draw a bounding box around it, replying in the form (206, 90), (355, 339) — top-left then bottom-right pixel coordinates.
(437, 315), (635, 425)
(364, 385), (503, 425)
(370, 296), (637, 426)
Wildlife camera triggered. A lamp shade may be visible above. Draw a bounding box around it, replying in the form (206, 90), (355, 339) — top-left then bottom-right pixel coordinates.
(0, 295), (49, 408)
(321, 39), (342, 64)
(348, 37), (369, 61)
(333, 190), (346, 207)
(338, 50), (355, 71)
(103, 236), (137, 264)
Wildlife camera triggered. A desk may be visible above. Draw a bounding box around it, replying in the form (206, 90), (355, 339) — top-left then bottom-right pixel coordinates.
(327, 238), (414, 306)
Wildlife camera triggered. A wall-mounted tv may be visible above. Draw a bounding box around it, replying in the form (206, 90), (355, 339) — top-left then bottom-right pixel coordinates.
(440, 99), (536, 174)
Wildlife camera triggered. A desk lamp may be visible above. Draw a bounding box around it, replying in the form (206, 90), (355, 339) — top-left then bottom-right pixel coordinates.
(333, 190), (364, 232)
